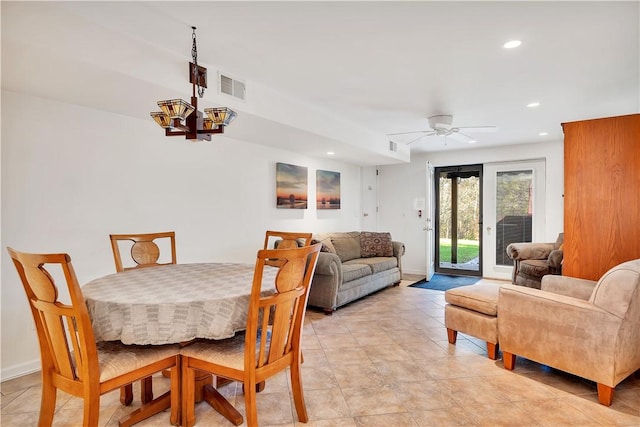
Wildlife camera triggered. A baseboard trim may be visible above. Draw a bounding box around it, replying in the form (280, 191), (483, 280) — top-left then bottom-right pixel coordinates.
(1, 359), (41, 381)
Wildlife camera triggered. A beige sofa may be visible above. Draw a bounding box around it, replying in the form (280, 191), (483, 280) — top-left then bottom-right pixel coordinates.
(308, 232), (405, 313)
(498, 258), (640, 406)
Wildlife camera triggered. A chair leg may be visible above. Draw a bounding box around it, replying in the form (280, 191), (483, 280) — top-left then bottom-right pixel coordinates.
(290, 360), (308, 423)
(503, 351), (516, 370)
(181, 359), (196, 427)
(141, 376), (154, 404)
(447, 328), (457, 344)
(39, 379), (57, 427)
(244, 379), (259, 427)
(120, 384), (133, 405)
(170, 361), (181, 426)
(597, 383), (614, 406)
(82, 393), (101, 427)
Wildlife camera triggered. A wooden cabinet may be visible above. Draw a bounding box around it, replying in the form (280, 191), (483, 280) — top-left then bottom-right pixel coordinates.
(562, 114), (640, 280)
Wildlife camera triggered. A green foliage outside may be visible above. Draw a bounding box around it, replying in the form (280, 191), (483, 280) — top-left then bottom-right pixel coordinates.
(439, 239), (479, 264)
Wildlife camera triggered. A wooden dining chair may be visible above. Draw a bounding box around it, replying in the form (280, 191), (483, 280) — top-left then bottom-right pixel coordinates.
(7, 247), (181, 427)
(110, 231), (177, 272)
(110, 231), (177, 404)
(180, 243), (322, 427)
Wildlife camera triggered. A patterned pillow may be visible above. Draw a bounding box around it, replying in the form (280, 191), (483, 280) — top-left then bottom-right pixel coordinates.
(360, 232), (394, 258)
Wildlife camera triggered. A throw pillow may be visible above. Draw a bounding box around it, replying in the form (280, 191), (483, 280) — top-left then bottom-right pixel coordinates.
(311, 235), (336, 254)
(360, 232), (394, 258)
(330, 233), (362, 262)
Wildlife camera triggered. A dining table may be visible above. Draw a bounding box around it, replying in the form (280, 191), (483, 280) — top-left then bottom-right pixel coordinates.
(83, 262), (278, 425)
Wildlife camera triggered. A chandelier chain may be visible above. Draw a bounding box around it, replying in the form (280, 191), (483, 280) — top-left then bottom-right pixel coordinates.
(191, 26), (205, 98)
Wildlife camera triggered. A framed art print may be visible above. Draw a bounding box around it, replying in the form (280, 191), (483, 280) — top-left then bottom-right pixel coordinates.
(316, 169), (340, 209)
(276, 162), (308, 209)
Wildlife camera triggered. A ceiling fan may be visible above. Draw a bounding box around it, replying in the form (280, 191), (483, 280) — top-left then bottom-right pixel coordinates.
(388, 115), (497, 145)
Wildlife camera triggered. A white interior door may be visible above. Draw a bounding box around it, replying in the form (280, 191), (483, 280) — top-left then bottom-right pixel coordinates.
(361, 166), (378, 230)
(425, 161), (435, 280)
(483, 159), (546, 279)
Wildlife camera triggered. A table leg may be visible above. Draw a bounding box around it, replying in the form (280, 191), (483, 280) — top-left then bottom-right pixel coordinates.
(194, 370), (213, 403)
(203, 384), (243, 426)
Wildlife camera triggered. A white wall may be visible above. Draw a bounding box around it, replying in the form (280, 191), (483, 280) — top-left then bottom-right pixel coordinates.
(0, 90), (364, 379)
(377, 142), (564, 275)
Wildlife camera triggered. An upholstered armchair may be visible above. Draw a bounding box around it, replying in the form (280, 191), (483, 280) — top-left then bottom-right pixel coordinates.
(506, 233), (563, 288)
(498, 259), (640, 406)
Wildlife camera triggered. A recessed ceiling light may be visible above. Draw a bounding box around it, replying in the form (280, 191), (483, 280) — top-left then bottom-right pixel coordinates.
(527, 102), (540, 108)
(539, 132), (548, 136)
(326, 151), (335, 156)
(468, 140), (477, 144)
(503, 40), (522, 49)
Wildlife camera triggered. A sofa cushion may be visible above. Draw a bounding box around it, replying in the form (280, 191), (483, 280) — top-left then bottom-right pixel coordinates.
(360, 232), (394, 258)
(519, 259), (549, 278)
(311, 234), (336, 253)
(445, 283), (500, 316)
(349, 257), (397, 274)
(330, 232), (361, 262)
(341, 263), (373, 282)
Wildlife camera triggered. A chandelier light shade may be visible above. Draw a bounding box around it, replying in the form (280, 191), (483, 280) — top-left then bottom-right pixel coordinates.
(150, 27), (236, 142)
(150, 112), (172, 129)
(157, 99), (195, 120)
(204, 107), (237, 127)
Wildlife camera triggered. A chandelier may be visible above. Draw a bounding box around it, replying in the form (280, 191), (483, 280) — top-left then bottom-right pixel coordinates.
(150, 27), (236, 141)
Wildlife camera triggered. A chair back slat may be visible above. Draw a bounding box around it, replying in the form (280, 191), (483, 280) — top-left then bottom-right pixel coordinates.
(110, 231), (176, 272)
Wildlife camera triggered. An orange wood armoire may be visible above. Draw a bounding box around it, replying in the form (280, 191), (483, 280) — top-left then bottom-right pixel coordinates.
(562, 113), (640, 280)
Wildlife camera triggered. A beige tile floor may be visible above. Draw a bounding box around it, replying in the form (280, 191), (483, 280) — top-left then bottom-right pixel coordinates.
(2, 278), (639, 426)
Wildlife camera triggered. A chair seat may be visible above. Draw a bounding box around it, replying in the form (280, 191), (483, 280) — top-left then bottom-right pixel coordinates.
(181, 335), (246, 371)
(97, 342), (180, 382)
(519, 259), (550, 278)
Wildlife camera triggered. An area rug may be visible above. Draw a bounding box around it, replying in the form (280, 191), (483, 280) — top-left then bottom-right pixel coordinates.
(409, 274), (480, 291)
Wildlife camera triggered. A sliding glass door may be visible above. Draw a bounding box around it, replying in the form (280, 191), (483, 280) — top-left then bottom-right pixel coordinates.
(435, 164), (482, 277)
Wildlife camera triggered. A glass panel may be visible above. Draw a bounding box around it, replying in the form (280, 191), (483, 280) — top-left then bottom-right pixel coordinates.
(438, 173), (452, 264)
(495, 170), (533, 266)
(438, 169), (480, 272)
(456, 175), (480, 270)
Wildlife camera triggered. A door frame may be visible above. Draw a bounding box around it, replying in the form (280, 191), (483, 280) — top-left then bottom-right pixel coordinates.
(434, 164), (483, 277)
(482, 159), (546, 280)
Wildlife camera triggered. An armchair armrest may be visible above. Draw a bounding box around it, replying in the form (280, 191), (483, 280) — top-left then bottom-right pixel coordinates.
(541, 275), (596, 300)
(548, 249), (563, 270)
(506, 242), (555, 261)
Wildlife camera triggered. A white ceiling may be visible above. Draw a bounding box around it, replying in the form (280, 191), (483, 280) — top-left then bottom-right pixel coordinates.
(2, 1), (638, 165)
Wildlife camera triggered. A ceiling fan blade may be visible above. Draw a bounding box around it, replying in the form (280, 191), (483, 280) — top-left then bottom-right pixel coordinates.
(407, 132), (435, 145)
(457, 125), (497, 133)
(387, 130), (431, 136)
(448, 131), (473, 142)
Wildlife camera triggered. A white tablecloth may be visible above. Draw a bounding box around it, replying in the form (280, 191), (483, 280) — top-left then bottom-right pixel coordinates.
(83, 263), (277, 345)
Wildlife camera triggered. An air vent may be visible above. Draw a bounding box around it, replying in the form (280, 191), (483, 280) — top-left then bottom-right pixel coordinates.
(389, 140), (398, 152)
(219, 73), (246, 101)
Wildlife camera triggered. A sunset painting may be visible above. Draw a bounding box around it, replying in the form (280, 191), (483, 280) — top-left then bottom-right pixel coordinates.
(276, 162), (308, 209)
(316, 170), (340, 209)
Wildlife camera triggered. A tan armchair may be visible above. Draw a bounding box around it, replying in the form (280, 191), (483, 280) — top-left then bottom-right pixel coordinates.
(506, 233), (563, 288)
(498, 259), (640, 406)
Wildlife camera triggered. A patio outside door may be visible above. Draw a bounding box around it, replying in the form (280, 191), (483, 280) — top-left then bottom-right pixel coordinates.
(435, 164), (482, 277)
